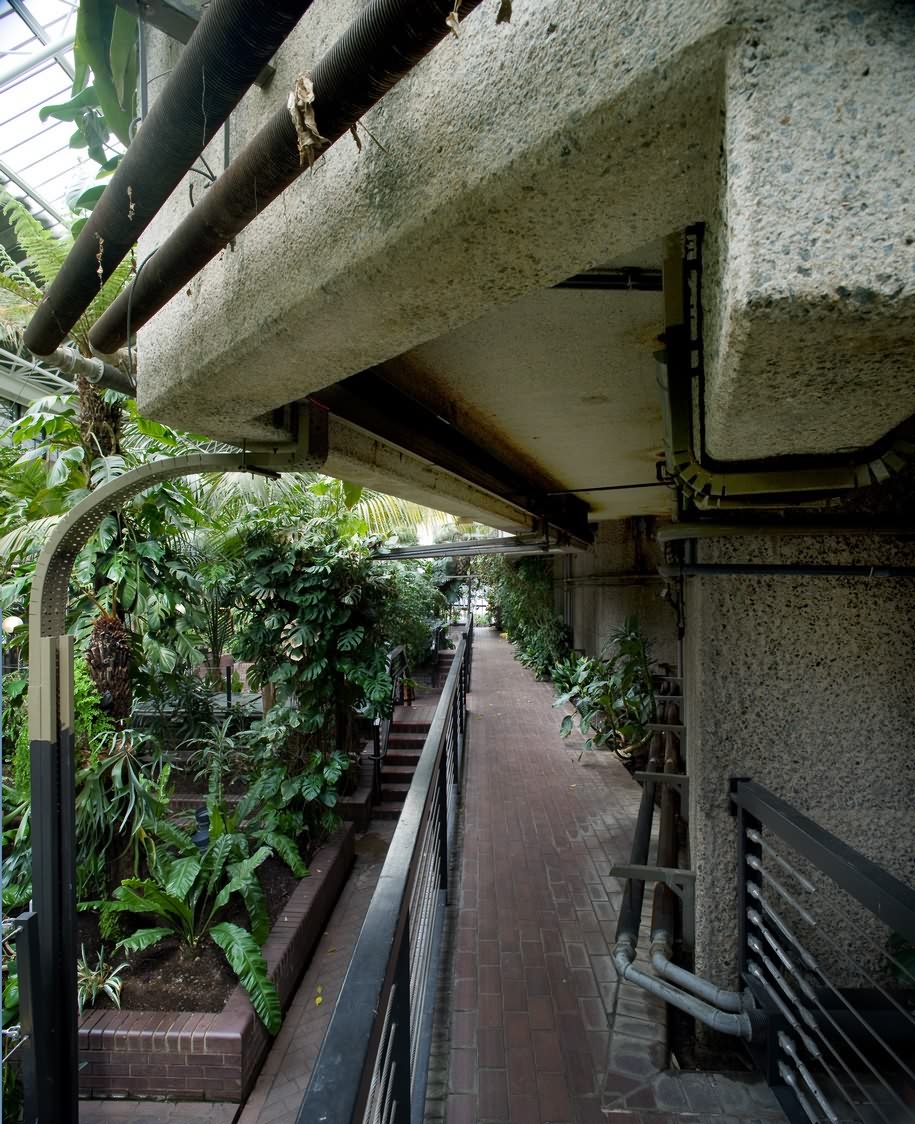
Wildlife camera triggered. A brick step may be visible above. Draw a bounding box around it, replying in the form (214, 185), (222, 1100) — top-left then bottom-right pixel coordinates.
(385, 750), (421, 767)
(381, 784), (410, 802)
(381, 764), (416, 779)
(391, 720), (431, 734)
(387, 736), (426, 751)
(374, 802), (405, 820)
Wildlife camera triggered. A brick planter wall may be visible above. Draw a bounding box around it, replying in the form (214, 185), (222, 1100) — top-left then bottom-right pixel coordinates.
(78, 824), (355, 1102)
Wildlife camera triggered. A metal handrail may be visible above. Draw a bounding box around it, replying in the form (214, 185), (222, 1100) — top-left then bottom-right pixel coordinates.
(732, 780), (915, 1123)
(297, 620), (472, 1123)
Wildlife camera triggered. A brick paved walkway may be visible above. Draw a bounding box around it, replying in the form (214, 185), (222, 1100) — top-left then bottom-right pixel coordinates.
(426, 628), (647, 1124)
(426, 629), (786, 1124)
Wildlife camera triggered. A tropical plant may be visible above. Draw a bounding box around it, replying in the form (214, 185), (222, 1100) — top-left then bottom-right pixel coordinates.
(377, 561), (449, 667)
(38, 0), (137, 185)
(554, 618), (656, 755)
(473, 554), (570, 678)
(76, 945), (128, 1013)
(75, 726), (170, 893)
(180, 713), (255, 809)
(2, 928), (23, 1121)
(102, 840), (281, 1033)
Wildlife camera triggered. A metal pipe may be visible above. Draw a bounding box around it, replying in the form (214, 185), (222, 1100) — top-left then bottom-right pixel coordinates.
(0, 33), (76, 89)
(30, 345), (135, 396)
(24, 0), (318, 356)
(614, 732), (664, 946)
(89, 0), (485, 354)
(657, 522), (915, 544)
(612, 938), (756, 1039)
(659, 562), (915, 579)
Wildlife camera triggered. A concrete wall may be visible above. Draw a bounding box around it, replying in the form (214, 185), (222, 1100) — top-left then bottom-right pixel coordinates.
(684, 532), (915, 986)
(565, 520), (678, 669)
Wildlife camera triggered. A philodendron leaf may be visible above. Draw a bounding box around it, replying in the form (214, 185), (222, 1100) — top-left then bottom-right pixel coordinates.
(210, 922), (281, 1035)
(559, 714), (574, 738)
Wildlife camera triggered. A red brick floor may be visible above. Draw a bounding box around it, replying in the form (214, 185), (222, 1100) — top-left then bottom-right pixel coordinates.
(426, 628), (646, 1124)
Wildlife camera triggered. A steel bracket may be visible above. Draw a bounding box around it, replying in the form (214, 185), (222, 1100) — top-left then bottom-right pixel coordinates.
(610, 864), (696, 953)
(634, 771), (689, 805)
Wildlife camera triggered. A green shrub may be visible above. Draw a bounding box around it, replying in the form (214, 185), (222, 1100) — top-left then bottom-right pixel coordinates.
(554, 618), (655, 754)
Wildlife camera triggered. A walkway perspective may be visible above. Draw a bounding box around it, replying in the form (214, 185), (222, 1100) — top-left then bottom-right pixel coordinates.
(81, 630), (787, 1124)
(424, 629), (787, 1124)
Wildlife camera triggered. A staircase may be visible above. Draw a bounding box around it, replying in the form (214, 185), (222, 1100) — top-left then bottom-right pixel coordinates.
(374, 718), (431, 820)
(433, 646), (456, 688)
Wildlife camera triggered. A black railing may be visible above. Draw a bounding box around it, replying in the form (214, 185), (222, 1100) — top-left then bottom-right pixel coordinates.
(732, 780), (915, 1123)
(369, 645), (415, 801)
(297, 621), (473, 1124)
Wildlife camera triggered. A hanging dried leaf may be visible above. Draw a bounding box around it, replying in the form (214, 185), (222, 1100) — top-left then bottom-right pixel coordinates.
(496, 0), (512, 22)
(288, 75), (329, 169)
(446, 1), (461, 36)
(350, 123), (363, 152)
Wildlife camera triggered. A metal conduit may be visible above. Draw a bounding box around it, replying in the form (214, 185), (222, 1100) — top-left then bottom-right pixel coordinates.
(24, 0), (317, 356)
(648, 724), (749, 1014)
(659, 563), (915, 578)
(89, 0), (485, 354)
(612, 696), (758, 1038)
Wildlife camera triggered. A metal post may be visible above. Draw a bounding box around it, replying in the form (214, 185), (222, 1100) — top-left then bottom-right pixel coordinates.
(14, 911), (41, 1122)
(225, 663), (231, 707)
(389, 929), (413, 1123)
(29, 635), (79, 1122)
(437, 747), (449, 899)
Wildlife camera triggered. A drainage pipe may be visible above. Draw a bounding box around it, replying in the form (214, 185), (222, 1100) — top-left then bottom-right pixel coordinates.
(659, 563), (915, 579)
(31, 346), (136, 397)
(89, 0), (485, 354)
(24, 0), (318, 356)
(612, 938), (757, 1039)
(647, 725), (749, 1013)
(614, 730), (664, 948)
(613, 698), (757, 1036)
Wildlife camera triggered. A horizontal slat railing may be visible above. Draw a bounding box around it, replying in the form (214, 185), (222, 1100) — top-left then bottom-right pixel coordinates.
(733, 780), (915, 1124)
(296, 623), (472, 1124)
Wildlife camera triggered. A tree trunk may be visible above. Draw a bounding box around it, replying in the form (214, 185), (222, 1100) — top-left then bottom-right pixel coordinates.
(86, 614), (132, 722)
(76, 374), (121, 461)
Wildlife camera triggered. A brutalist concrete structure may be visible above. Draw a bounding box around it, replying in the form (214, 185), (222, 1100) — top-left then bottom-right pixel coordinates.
(133, 0), (913, 1016)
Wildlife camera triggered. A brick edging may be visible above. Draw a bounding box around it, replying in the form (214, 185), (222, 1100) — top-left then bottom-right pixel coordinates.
(79, 824), (356, 1102)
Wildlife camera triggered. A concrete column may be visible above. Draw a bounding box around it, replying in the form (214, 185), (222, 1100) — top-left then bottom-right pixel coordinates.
(566, 519), (678, 667)
(684, 531), (915, 986)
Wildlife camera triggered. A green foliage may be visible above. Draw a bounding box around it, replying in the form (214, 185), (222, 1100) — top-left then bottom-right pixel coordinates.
(230, 512), (395, 730)
(553, 618), (655, 754)
(39, 0), (137, 172)
(377, 561), (449, 667)
(473, 555), (570, 678)
(2, 932), (23, 1121)
(103, 838), (281, 1032)
(77, 945), (128, 1013)
(180, 714), (254, 809)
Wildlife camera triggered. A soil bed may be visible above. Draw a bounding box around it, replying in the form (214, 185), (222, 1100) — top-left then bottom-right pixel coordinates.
(79, 855), (301, 1012)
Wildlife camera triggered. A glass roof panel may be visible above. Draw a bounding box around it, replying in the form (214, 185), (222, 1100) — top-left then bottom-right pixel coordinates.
(0, 0), (101, 231)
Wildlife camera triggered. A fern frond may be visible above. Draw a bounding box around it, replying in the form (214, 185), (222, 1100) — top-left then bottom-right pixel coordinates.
(2, 194), (72, 289)
(210, 922), (281, 1034)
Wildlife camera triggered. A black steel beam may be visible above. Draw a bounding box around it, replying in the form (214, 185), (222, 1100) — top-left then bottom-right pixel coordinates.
(554, 266), (662, 291)
(313, 372), (593, 544)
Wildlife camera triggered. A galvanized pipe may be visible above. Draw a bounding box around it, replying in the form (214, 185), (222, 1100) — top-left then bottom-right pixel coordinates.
(612, 938), (757, 1040)
(30, 345), (135, 396)
(89, 0), (485, 354)
(24, 0), (317, 355)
